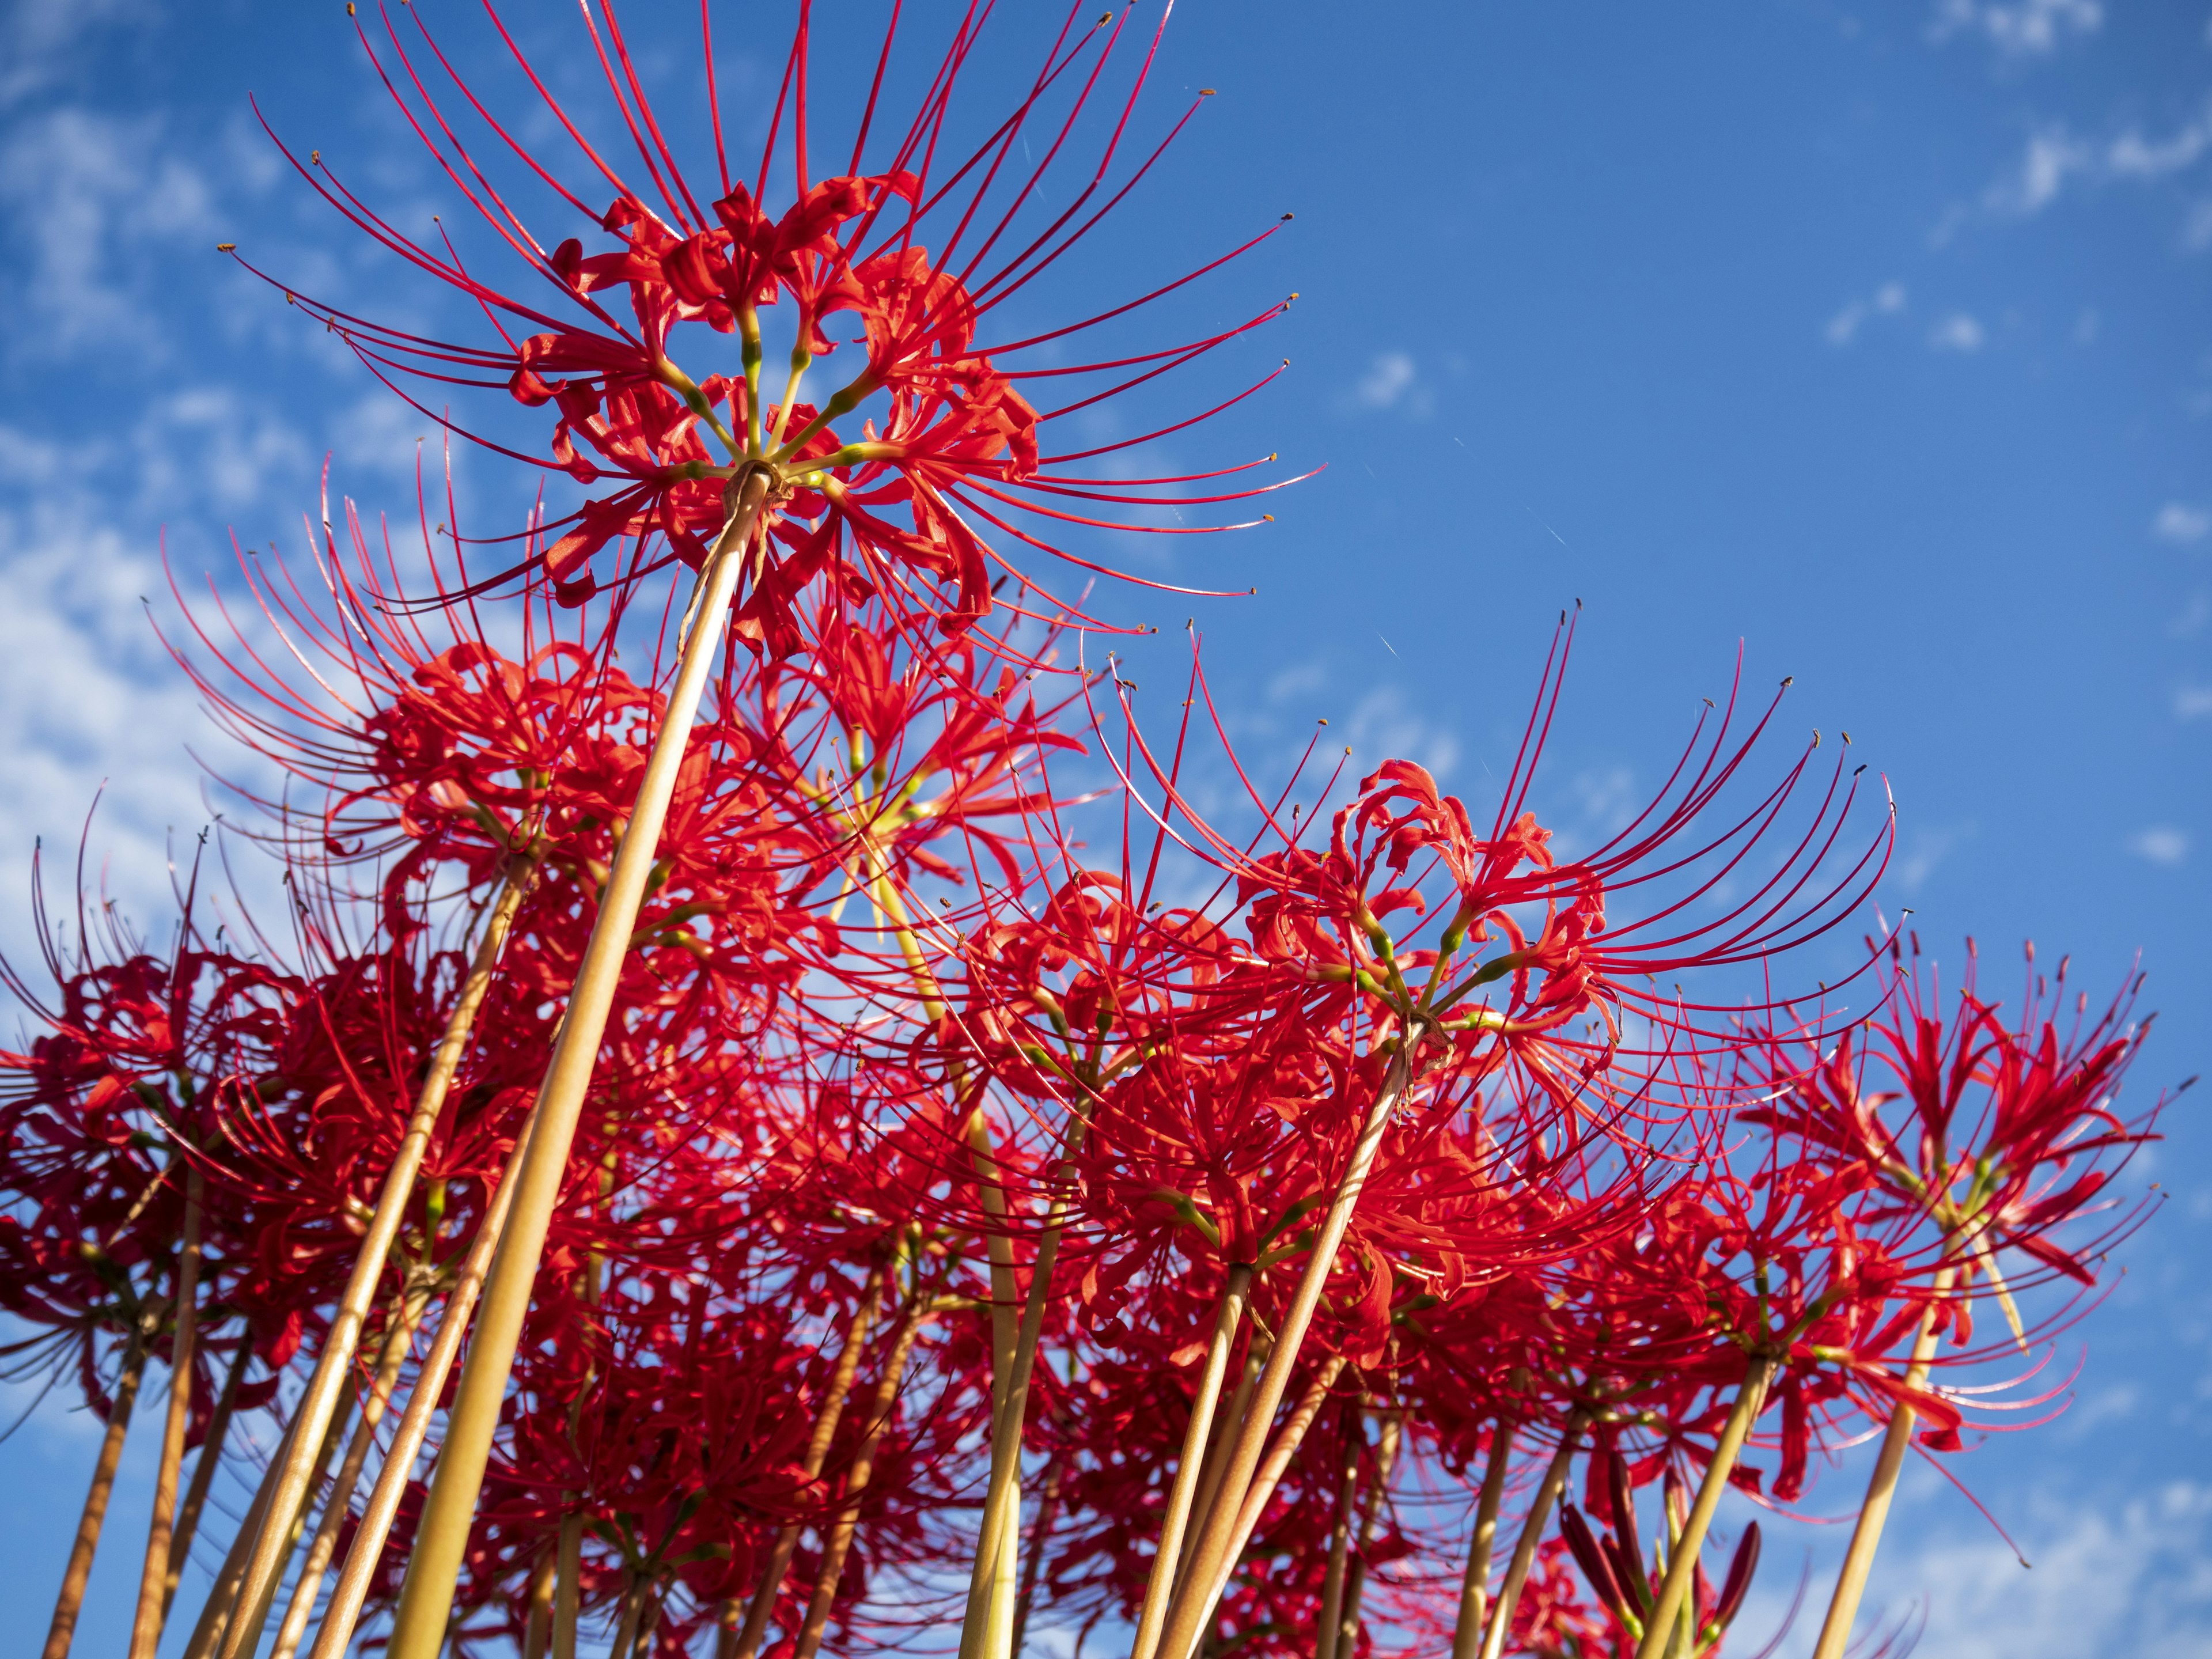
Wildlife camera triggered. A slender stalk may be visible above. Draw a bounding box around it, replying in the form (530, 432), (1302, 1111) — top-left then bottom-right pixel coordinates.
(302, 1103), (542, 1659)
(608, 1577), (648, 1659)
(165, 1338), (250, 1623)
(225, 1373), (359, 1659)
(1337, 1411), (1403, 1649)
(789, 1296), (934, 1659)
(218, 854), (535, 1659)
(385, 478), (771, 1659)
(959, 1131), (1084, 1659)
(268, 1283), (434, 1659)
(551, 1514), (585, 1659)
(1449, 1419), (1517, 1659)
(1010, 1450), (1063, 1658)
(1175, 1354), (1350, 1659)
(1313, 1408), (1364, 1659)
(43, 1311), (151, 1659)
(181, 1415), (302, 1659)
(1179, 1346), (1263, 1590)
(1812, 1268), (1958, 1659)
(521, 1548), (556, 1659)
(1157, 1044), (1413, 1659)
(1131, 1266), (1254, 1659)
(728, 1265), (887, 1659)
(1478, 1411), (1589, 1659)
(1631, 1359), (1774, 1659)
(131, 1164), (205, 1659)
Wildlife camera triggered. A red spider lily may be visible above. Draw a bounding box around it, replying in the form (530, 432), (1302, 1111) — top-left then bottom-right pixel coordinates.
(1744, 935), (2162, 1305)
(242, 1), (1297, 632)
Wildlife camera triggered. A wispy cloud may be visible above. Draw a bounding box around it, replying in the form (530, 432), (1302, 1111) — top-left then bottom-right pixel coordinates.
(1825, 282), (1907, 346)
(1982, 102), (2212, 221)
(2176, 684), (2212, 720)
(2128, 825), (2190, 866)
(1344, 350), (1433, 418)
(1930, 312), (1987, 352)
(1928, 0), (2104, 60)
(2153, 502), (2210, 544)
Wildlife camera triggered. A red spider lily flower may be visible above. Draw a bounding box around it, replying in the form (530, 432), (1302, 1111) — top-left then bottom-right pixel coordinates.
(243, 1), (1298, 632)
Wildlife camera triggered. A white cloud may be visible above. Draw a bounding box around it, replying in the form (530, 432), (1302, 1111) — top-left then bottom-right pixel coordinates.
(1929, 0), (2104, 58)
(1347, 351), (1431, 416)
(1986, 104), (2212, 219)
(1930, 312), (1987, 352)
(2128, 825), (2190, 866)
(1897, 821), (1976, 891)
(2154, 502), (2211, 544)
(1826, 283), (1908, 344)
(0, 0), (146, 109)
(1340, 684), (1458, 781)
(2176, 684), (2212, 719)
(0, 106), (217, 357)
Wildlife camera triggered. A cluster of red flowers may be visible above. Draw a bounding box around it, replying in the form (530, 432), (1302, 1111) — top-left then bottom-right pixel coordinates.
(5, 9), (2172, 1659)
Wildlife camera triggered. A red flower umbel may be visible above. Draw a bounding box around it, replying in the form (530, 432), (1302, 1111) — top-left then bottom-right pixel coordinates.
(244, 2), (1297, 635)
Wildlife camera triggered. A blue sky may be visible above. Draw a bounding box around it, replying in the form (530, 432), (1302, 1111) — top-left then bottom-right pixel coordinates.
(1, 1), (2208, 1654)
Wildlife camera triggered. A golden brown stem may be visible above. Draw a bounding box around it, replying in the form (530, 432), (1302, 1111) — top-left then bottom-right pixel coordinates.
(130, 1165), (204, 1659)
(959, 1134), (1084, 1659)
(1313, 1408), (1364, 1659)
(180, 1414), (302, 1659)
(1157, 1044), (1412, 1659)
(302, 1102), (542, 1659)
(1631, 1359), (1774, 1659)
(1478, 1412), (1589, 1659)
(1175, 1354), (1350, 1657)
(164, 1337), (250, 1623)
(268, 1285), (434, 1659)
(224, 1375), (359, 1659)
(1131, 1266), (1254, 1659)
(385, 481), (770, 1659)
(1337, 1411), (1403, 1650)
(790, 1296), (934, 1659)
(521, 1548), (556, 1659)
(728, 1266), (887, 1659)
(219, 855), (534, 1659)
(1812, 1267), (1958, 1659)
(1010, 1450), (1063, 1658)
(1179, 1346), (1264, 1591)
(1450, 1419), (1517, 1659)
(43, 1312), (151, 1659)
(551, 1514), (585, 1659)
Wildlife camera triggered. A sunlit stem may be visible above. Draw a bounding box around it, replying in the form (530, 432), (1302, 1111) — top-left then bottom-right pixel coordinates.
(1478, 1411), (1590, 1659)
(214, 851), (536, 1659)
(1177, 1354), (1351, 1657)
(1450, 1417), (1518, 1659)
(789, 1294), (938, 1659)
(43, 1308), (150, 1659)
(551, 1514), (585, 1659)
(1156, 1045), (1415, 1659)
(1337, 1412), (1403, 1652)
(267, 1281), (435, 1659)
(521, 1548), (556, 1659)
(163, 1339), (250, 1624)
(861, 853), (1025, 1659)
(1130, 1266), (1255, 1659)
(1178, 1346), (1264, 1590)
(728, 1261), (891, 1659)
(301, 1101), (544, 1659)
(1314, 1408), (1364, 1659)
(181, 1414), (301, 1659)
(1631, 1359), (1775, 1659)
(1810, 1268), (1958, 1659)
(957, 1113), (1087, 1659)
(381, 476), (773, 1659)
(128, 1162), (204, 1659)
(1012, 1450), (1065, 1659)
(208, 1382), (358, 1659)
